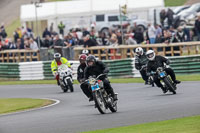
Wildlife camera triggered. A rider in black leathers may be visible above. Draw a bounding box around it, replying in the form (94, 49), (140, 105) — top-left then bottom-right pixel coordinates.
(135, 47), (149, 84)
(77, 54), (93, 101)
(84, 55), (117, 101)
(146, 50), (181, 93)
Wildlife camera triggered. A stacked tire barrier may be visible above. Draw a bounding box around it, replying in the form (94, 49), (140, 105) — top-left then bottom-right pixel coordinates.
(103, 59), (135, 78)
(169, 55), (200, 74)
(0, 55), (200, 80)
(0, 63), (20, 80)
(19, 62), (44, 80)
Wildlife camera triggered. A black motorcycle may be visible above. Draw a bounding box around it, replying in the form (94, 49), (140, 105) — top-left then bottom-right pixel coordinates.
(86, 74), (117, 114)
(156, 67), (177, 94)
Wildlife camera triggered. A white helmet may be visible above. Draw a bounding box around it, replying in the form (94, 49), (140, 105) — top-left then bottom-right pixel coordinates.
(135, 47), (143, 56)
(146, 50), (155, 61)
(54, 53), (61, 59)
(82, 49), (89, 55)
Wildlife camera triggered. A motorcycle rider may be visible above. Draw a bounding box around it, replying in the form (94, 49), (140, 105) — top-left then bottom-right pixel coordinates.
(146, 50), (181, 93)
(82, 49), (89, 56)
(84, 55), (117, 101)
(135, 47), (149, 84)
(77, 54), (93, 101)
(51, 53), (71, 85)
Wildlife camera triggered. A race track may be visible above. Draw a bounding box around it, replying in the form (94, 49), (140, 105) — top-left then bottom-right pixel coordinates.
(0, 81), (200, 133)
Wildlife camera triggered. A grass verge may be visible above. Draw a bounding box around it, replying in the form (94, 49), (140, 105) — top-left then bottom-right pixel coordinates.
(83, 115), (200, 133)
(5, 18), (21, 38)
(165, 0), (187, 6)
(0, 74), (199, 85)
(0, 98), (54, 115)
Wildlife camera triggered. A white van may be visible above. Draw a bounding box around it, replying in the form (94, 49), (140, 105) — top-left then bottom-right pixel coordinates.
(93, 14), (148, 33)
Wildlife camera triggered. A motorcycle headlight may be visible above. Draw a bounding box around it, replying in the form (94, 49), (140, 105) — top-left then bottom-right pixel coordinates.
(89, 78), (96, 85)
(60, 72), (65, 76)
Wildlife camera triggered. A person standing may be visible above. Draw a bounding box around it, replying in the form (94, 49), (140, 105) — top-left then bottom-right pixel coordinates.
(148, 23), (156, 44)
(58, 21), (65, 36)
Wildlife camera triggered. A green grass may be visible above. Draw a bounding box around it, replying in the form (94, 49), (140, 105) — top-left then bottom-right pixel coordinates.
(5, 18), (21, 38)
(0, 98), (54, 114)
(83, 115), (200, 133)
(0, 74), (199, 85)
(165, 0), (187, 6)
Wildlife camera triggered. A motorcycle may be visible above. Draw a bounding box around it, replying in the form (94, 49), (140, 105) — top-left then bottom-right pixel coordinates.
(140, 65), (154, 87)
(86, 74), (117, 114)
(156, 67), (177, 94)
(58, 64), (74, 93)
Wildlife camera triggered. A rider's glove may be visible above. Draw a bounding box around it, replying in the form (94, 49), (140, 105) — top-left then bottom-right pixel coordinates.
(103, 68), (109, 74)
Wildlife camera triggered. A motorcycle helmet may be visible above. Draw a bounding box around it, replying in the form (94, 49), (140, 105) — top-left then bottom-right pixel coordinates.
(79, 54), (87, 64)
(86, 55), (96, 66)
(146, 50), (155, 61)
(135, 47), (143, 56)
(54, 53), (61, 59)
(82, 49), (89, 56)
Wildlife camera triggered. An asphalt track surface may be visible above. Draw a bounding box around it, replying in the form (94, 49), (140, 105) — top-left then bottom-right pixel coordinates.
(0, 81), (200, 133)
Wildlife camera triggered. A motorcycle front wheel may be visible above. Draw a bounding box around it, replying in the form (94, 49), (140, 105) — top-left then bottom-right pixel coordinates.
(93, 91), (107, 114)
(67, 78), (74, 92)
(163, 77), (176, 94)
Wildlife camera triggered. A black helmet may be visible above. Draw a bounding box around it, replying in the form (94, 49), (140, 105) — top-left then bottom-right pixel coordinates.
(86, 55), (96, 66)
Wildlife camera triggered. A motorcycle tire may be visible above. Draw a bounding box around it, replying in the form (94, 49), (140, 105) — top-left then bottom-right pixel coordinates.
(108, 97), (117, 113)
(61, 85), (68, 93)
(67, 79), (74, 92)
(93, 91), (107, 114)
(163, 77), (176, 94)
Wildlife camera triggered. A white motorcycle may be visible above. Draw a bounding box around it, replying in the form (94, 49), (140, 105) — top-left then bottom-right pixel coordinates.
(58, 64), (74, 92)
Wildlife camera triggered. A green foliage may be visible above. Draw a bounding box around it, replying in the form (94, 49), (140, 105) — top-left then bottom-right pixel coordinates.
(0, 98), (53, 114)
(165, 0), (187, 7)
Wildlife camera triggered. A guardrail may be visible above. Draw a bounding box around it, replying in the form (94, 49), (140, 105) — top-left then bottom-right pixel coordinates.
(74, 41), (200, 60)
(0, 49), (40, 62)
(0, 55), (200, 80)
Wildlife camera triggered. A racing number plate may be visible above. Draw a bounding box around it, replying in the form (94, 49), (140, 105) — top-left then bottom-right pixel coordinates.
(160, 72), (165, 77)
(91, 84), (100, 91)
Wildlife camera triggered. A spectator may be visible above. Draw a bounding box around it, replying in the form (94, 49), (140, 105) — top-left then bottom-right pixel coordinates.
(166, 8), (174, 28)
(176, 27), (186, 42)
(50, 23), (54, 34)
(29, 38), (39, 50)
(64, 33), (75, 60)
(148, 23), (156, 44)
(42, 35), (53, 48)
(195, 14), (200, 41)
(13, 30), (19, 43)
(58, 21), (65, 36)
(125, 34), (137, 45)
(83, 34), (97, 48)
(160, 9), (166, 27)
(82, 28), (90, 36)
(0, 28), (7, 39)
(9, 40), (17, 50)
(110, 33), (118, 46)
(134, 28), (144, 44)
(42, 28), (51, 38)
(16, 39), (24, 49)
(116, 30), (122, 44)
(53, 34), (64, 47)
